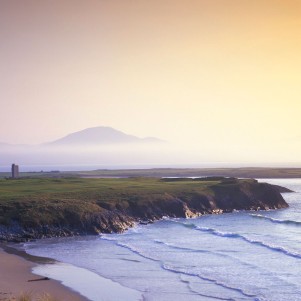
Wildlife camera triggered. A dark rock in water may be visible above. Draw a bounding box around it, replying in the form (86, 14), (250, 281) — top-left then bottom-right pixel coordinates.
(0, 178), (289, 242)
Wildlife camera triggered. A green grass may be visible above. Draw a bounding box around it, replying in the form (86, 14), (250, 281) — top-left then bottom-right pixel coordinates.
(0, 177), (259, 229)
(0, 177), (222, 227)
(0, 177), (221, 201)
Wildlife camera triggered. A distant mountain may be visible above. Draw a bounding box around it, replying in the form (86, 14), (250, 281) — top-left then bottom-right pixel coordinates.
(46, 126), (165, 146)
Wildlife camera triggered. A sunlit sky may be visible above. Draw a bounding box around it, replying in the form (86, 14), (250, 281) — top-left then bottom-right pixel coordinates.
(1, 0), (301, 164)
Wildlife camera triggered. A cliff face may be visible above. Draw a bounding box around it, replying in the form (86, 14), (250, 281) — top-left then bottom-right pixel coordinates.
(0, 178), (289, 242)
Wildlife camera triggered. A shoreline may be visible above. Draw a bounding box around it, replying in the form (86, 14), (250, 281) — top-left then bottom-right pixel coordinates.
(0, 244), (89, 301)
(1, 242), (143, 301)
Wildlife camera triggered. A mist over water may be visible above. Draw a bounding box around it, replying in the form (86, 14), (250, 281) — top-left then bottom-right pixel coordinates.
(1, 143), (300, 172)
(25, 179), (301, 301)
(1, 126), (300, 170)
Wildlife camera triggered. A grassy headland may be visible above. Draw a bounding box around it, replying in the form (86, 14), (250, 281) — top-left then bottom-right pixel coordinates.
(0, 177), (289, 242)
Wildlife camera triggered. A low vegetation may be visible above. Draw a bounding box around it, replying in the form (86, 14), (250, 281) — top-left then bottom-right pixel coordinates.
(1, 167), (301, 179)
(75, 167), (301, 178)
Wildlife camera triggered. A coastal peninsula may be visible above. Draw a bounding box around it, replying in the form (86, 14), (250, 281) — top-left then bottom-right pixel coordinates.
(0, 177), (289, 242)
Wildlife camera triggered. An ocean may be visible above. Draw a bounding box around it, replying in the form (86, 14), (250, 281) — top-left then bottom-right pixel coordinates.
(24, 179), (301, 301)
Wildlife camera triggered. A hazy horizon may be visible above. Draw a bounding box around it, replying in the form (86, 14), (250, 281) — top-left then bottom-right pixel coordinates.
(1, 1), (300, 166)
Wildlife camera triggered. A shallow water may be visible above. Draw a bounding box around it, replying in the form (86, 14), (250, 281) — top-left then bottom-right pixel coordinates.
(26, 179), (301, 301)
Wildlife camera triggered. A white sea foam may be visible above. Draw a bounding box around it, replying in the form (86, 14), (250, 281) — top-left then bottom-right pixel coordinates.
(33, 263), (143, 301)
(193, 225), (301, 259)
(250, 213), (301, 226)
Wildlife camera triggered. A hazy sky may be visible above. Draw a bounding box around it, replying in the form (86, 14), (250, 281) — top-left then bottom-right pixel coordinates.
(1, 0), (301, 164)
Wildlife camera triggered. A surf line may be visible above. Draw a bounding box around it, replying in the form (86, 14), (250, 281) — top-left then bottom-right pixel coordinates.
(177, 221), (301, 260)
(110, 240), (258, 299)
(250, 214), (301, 226)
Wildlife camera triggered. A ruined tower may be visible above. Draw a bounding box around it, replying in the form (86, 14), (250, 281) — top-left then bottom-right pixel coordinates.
(11, 164), (19, 178)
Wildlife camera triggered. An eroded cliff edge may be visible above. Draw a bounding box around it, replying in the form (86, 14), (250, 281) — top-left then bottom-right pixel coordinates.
(0, 177), (290, 242)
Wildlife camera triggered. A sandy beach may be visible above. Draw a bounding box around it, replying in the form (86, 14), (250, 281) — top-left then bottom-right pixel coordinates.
(0, 247), (88, 301)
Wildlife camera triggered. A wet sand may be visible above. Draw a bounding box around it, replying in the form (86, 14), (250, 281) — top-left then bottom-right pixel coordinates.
(0, 246), (88, 301)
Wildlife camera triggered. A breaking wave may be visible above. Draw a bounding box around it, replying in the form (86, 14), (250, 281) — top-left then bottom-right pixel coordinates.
(110, 240), (259, 300)
(250, 214), (301, 226)
(176, 222), (301, 259)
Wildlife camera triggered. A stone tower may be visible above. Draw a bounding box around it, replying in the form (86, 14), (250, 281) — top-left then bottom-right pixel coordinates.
(11, 164), (19, 178)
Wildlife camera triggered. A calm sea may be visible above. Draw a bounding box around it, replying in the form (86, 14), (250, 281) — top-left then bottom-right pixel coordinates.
(24, 179), (301, 301)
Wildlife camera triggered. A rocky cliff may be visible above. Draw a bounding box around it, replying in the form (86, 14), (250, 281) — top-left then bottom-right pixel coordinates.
(0, 177), (289, 242)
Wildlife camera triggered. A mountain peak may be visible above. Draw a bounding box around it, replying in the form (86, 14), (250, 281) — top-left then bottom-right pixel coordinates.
(47, 126), (164, 146)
